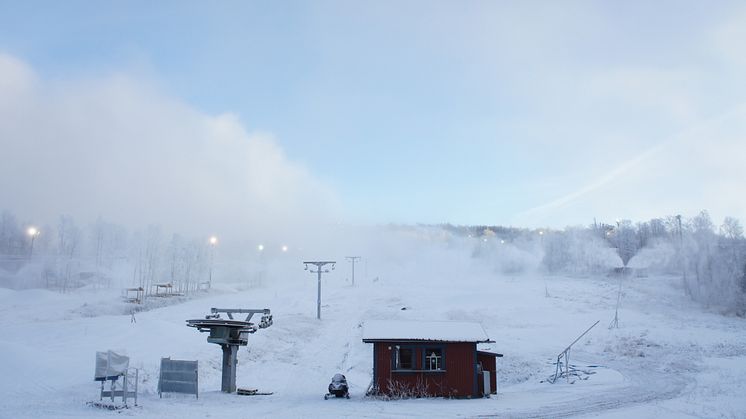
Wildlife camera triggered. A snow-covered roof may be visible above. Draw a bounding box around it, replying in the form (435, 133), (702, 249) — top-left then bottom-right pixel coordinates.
(362, 320), (492, 343)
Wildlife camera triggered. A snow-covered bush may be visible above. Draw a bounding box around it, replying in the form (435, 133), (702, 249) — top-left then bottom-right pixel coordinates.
(380, 377), (430, 400)
(679, 212), (746, 314)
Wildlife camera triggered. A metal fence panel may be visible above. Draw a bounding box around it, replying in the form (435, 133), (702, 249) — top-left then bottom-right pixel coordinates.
(159, 358), (198, 398)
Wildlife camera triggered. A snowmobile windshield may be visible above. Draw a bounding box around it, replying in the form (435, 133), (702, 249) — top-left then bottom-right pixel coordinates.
(332, 374), (346, 383)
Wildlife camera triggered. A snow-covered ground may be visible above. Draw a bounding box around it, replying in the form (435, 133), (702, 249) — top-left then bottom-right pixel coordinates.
(1, 269), (745, 418)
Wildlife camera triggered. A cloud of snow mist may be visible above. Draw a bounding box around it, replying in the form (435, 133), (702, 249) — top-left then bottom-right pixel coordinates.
(224, 224), (547, 293)
(0, 54), (545, 289)
(0, 53), (341, 248)
(626, 238), (676, 272)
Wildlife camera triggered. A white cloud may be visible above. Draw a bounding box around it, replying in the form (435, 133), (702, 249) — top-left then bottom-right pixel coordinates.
(0, 54), (35, 97)
(588, 67), (698, 121)
(712, 7), (746, 68)
(0, 53), (341, 241)
(513, 104), (746, 226)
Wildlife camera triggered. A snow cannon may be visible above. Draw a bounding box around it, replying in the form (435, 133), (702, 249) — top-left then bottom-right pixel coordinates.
(186, 308), (272, 393)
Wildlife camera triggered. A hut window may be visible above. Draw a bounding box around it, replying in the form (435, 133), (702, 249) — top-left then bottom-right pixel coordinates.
(424, 348), (443, 370)
(395, 347), (415, 370)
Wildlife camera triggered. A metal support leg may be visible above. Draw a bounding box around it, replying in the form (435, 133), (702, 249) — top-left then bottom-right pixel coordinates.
(221, 344), (238, 393)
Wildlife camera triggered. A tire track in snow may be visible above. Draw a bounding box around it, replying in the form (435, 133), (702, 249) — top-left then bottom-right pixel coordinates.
(476, 356), (689, 419)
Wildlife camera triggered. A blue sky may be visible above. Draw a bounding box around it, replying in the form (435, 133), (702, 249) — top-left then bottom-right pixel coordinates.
(1, 1), (745, 230)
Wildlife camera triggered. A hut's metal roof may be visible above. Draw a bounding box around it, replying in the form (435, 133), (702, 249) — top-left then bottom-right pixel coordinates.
(362, 320), (492, 343)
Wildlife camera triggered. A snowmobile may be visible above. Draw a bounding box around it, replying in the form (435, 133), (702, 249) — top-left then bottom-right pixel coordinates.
(324, 373), (350, 399)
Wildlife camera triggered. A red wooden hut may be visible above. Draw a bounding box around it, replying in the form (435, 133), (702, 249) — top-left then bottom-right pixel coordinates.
(362, 320), (500, 398)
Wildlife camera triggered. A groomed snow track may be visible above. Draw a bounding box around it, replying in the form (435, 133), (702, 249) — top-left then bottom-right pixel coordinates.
(480, 356), (690, 419)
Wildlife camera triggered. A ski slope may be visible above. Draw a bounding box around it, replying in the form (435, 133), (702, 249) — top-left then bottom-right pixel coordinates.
(1, 269), (745, 418)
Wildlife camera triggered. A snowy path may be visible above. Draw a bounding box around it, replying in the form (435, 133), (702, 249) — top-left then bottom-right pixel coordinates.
(490, 355), (689, 418)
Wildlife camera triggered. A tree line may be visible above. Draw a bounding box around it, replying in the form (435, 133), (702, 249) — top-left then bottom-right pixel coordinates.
(444, 210), (746, 314)
(3, 208), (744, 313)
(0, 210), (212, 295)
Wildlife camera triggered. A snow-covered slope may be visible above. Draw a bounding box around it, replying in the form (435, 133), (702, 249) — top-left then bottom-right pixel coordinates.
(1, 268), (745, 418)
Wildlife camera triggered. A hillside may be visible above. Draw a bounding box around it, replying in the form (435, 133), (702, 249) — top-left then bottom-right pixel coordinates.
(1, 264), (744, 418)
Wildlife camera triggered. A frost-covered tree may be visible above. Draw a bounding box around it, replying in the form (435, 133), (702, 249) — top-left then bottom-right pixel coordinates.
(649, 218), (667, 238)
(86, 218), (128, 288)
(610, 220), (638, 267)
(0, 210), (21, 255)
(143, 225), (162, 293)
(164, 234), (209, 295)
(57, 215), (81, 259)
(720, 217), (743, 240)
(671, 211), (746, 312)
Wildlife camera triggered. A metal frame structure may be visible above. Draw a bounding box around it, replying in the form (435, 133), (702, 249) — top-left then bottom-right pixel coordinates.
(97, 369), (138, 406)
(208, 308), (272, 324)
(609, 277), (623, 329)
(124, 287), (144, 304)
(152, 283), (174, 297)
(550, 320), (599, 384)
(94, 351), (138, 406)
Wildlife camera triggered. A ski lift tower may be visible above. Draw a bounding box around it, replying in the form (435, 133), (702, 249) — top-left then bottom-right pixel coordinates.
(345, 256), (361, 286)
(303, 261), (335, 319)
(186, 308), (273, 393)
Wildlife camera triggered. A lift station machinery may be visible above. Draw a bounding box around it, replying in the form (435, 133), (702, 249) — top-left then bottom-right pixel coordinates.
(186, 308), (273, 393)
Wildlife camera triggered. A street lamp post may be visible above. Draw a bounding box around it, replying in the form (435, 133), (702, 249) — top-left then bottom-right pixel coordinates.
(208, 236), (218, 289)
(303, 261), (335, 320)
(256, 244), (266, 283)
(27, 227), (40, 258)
